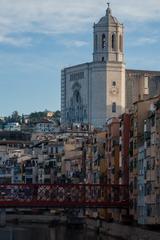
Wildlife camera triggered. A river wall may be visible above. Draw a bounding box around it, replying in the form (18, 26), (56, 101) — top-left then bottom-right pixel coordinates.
(86, 218), (160, 240)
(4, 213), (160, 240)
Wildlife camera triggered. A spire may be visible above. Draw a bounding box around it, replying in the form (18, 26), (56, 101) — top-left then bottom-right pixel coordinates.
(106, 2), (111, 15)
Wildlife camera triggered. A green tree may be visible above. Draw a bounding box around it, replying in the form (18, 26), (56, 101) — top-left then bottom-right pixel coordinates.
(11, 111), (21, 123)
(4, 111), (21, 123)
(29, 111), (47, 123)
(53, 111), (61, 126)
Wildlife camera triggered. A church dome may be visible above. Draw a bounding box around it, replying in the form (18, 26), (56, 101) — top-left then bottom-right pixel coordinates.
(96, 5), (120, 26)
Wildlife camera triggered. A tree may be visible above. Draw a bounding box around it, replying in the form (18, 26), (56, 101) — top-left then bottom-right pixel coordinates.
(4, 111), (21, 123)
(53, 111), (61, 126)
(11, 111), (21, 123)
(29, 111), (47, 124)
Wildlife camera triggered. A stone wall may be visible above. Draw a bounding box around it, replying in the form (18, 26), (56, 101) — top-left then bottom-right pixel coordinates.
(86, 218), (160, 240)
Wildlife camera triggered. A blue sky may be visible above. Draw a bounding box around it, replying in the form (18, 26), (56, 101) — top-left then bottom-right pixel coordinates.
(0, 0), (160, 116)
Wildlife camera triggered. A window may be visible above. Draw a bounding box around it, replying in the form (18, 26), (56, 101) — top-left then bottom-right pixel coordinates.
(76, 92), (80, 102)
(129, 161), (133, 172)
(147, 205), (152, 217)
(70, 72), (84, 81)
(134, 158), (137, 168)
(144, 76), (149, 95)
(102, 34), (106, 49)
(112, 81), (116, 87)
(134, 199), (137, 211)
(112, 102), (116, 113)
(102, 57), (105, 62)
(95, 34), (98, 51)
(119, 35), (123, 52)
(144, 76), (149, 89)
(134, 177), (137, 189)
(84, 109), (87, 120)
(56, 147), (58, 154)
(112, 33), (116, 50)
(67, 112), (69, 121)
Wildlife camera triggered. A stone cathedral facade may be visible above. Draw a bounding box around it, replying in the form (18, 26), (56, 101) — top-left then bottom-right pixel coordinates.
(61, 5), (160, 128)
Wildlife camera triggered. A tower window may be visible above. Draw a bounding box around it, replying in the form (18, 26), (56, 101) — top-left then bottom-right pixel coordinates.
(95, 34), (98, 51)
(102, 34), (106, 49)
(112, 81), (116, 87)
(67, 112), (69, 121)
(144, 76), (149, 95)
(119, 35), (123, 52)
(144, 76), (149, 89)
(84, 109), (87, 120)
(112, 33), (116, 50)
(76, 91), (80, 103)
(112, 102), (116, 113)
(102, 57), (105, 62)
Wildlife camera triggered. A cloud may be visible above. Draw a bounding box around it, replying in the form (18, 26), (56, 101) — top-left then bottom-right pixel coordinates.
(114, 0), (160, 21)
(130, 36), (159, 46)
(62, 40), (88, 48)
(0, 35), (32, 47)
(0, 0), (160, 46)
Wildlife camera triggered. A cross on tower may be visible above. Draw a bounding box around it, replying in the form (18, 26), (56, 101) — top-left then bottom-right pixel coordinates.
(107, 2), (110, 8)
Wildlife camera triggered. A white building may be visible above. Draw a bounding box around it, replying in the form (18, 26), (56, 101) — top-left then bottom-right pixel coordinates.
(61, 5), (125, 128)
(34, 121), (56, 133)
(4, 122), (21, 131)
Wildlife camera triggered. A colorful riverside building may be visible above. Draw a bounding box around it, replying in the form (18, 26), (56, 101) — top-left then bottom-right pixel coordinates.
(137, 97), (160, 225)
(83, 116), (130, 221)
(105, 118), (121, 221)
(105, 118), (120, 186)
(119, 113), (131, 186)
(129, 96), (160, 224)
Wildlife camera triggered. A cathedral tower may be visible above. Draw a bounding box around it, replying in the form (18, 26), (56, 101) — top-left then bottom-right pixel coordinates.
(93, 3), (124, 64)
(91, 3), (126, 125)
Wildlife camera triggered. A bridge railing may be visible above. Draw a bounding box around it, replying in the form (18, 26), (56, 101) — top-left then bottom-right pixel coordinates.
(0, 184), (129, 208)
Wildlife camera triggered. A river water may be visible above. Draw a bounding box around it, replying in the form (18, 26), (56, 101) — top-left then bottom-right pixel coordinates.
(0, 224), (118, 240)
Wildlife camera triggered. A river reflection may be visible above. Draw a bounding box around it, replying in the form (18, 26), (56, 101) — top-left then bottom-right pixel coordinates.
(0, 224), (117, 240)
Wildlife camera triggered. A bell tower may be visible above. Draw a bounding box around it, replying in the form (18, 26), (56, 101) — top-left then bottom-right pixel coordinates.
(92, 3), (126, 123)
(93, 3), (124, 64)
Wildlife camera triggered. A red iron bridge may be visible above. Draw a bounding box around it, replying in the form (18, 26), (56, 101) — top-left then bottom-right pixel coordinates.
(0, 184), (129, 209)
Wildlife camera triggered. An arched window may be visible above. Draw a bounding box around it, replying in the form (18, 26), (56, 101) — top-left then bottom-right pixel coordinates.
(112, 81), (116, 87)
(112, 33), (116, 50)
(144, 76), (149, 95)
(67, 112), (69, 121)
(76, 92), (79, 103)
(112, 102), (116, 113)
(95, 35), (98, 51)
(102, 57), (105, 62)
(102, 34), (106, 49)
(84, 109), (87, 120)
(119, 34), (123, 52)
(134, 177), (137, 190)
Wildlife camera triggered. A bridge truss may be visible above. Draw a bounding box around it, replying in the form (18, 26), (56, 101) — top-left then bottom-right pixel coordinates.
(0, 184), (129, 208)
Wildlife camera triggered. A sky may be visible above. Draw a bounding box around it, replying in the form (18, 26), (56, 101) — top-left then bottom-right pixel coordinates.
(0, 0), (160, 116)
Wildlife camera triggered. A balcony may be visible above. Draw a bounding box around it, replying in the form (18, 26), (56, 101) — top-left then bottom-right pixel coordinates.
(146, 147), (151, 157)
(0, 174), (12, 178)
(146, 216), (158, 225)
(44, 168), (51, 175)
(145, 194), (156, 204)
(44, 174), (51, 180)
(146, 170), (156, 181)
(144, 131), (151, 141)
(130, 130), (133, 138)
(25, 168), (33, 176)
